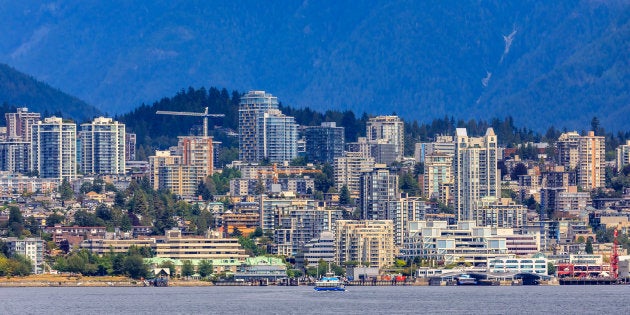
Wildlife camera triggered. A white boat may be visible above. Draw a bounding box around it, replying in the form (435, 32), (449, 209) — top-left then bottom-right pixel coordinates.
(314, 273), (345, 291)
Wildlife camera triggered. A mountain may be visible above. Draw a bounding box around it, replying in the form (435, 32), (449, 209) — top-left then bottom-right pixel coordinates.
(0, 63), (101, 122)
(0, 1), (628, 131)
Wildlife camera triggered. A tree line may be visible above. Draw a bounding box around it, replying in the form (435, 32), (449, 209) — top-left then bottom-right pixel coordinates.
(116, 86), (630, 164)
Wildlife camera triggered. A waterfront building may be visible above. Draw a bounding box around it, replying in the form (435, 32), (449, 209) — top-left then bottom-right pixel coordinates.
(301, 230), (336, 267)
(80, 117), (126, 175)
(3, 237), (44, 274)
(5, 107), (40, 142)
(238, 90), (279, 162)
(335, 220), (396, 270)
(146, 257), (243, 275)
(155, 229), (248, 261)
(577, 131), (605, 190)
(556, 131), (580, 170)
(402, 221), (509, 266)
(617, 140), (630, 172)
(31, 117), (77, 181)
(304, 122), (345, 164)
(234, 256), (288, 282)
(0, 141), (30, 173)
(487, 256), (548, 275)
(366, 115), (404, 162)
(334, 151), (375, 198)
(453, 128), (499, 222)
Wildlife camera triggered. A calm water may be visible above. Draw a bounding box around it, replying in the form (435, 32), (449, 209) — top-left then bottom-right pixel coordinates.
(0, 285), (627, 314)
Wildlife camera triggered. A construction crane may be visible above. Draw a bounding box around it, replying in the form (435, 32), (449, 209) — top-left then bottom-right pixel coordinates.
(156, 107), (225, 137)
(257, 163), (322, 184)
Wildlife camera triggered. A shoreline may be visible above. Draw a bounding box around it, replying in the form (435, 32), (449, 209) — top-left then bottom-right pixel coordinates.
(0, 275), (214, 287)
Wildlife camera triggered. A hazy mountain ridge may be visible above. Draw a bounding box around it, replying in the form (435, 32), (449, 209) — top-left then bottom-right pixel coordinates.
(0, 1), (627, 130)
(0, 63), (101, 121)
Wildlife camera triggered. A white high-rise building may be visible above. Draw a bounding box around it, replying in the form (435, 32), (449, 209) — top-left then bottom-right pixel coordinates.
(80, 117), (126, 175)
(366, 115), (404, 162)
(258, 109), (297, 163)
(31, 117), (77, 181)
(453, 128), (499, 222)
(238, 91), (279, 162)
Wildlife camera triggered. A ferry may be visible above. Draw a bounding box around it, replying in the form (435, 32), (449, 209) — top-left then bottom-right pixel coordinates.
(314, 273), (346, 291)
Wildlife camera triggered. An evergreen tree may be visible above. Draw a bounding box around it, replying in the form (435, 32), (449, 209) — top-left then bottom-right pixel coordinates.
(8, 206), (24, 237)
(339, 185), (353, 206)
(60, 179), (74, 201)
(181, 260), (195, 277)
(195, 181), (213, 201)
(585, 238), (593, 254)
(197, 259), (213, 278)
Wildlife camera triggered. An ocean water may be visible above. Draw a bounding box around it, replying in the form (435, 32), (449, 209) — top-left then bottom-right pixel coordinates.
(0, 285), (626, 314)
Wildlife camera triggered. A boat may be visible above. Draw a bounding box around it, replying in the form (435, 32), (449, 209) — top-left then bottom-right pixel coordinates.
(314, 273), (346, 291)
(455, 274), (477, 285)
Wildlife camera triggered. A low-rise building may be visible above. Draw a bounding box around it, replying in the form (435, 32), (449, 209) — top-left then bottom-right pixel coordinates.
(46, 225), (107, 247)
(233, 256), (287, 282)
(301, 230), (335, 267)
(80, 238), (155, 255)
(487, 256), (548, 275)
(155, 229), (248, 261)
(402, 221), (511, 266)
